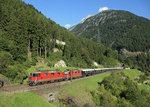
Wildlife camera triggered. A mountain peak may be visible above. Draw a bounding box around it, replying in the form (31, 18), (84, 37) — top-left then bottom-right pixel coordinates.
(80, 15), (94, 24)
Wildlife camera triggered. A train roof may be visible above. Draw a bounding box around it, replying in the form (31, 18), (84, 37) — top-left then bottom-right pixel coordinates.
(30, 67), (123, 73)
(30, 69), (81, 73)
(82, 67), (123, 72)
(31, 70), (60, 73)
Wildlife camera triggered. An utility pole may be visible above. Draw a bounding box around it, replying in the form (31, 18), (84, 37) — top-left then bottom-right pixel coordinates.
(97, 25), (101, 44)
(45, 38), (47, 58)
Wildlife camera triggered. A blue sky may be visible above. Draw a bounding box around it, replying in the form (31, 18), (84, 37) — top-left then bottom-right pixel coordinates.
(22, 0), (150, 28)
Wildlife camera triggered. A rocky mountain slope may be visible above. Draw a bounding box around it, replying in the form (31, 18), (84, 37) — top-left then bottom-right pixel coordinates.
(70, 10), (150, 52)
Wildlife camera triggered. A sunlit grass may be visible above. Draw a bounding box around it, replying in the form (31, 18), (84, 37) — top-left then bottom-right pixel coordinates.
(122, 69), (143, 81)
(57, 72), (111, 106)
(138, 84), (149, 91)
(122, 69), (149, 92)
(0, 74), (6, 78)
(0, 92), (55, 107)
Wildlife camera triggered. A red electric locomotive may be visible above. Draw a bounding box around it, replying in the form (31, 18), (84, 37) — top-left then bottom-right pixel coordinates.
(28, 67), (123, 86)
(29, 70), (82, 86)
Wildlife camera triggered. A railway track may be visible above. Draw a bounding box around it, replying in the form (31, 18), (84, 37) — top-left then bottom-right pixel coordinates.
(0, 69), (121, 94)
(0, 80), (71, 94)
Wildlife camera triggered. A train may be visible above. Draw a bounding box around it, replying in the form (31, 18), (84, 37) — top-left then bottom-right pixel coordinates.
(28, 67), (123, 86)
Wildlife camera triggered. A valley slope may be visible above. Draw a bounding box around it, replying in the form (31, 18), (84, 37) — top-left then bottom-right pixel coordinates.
(70, 10), (150, 73)
(70, 10), (150, 52)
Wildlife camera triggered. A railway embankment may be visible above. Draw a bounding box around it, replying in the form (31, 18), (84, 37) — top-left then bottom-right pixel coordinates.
(1, 69), (149, 107)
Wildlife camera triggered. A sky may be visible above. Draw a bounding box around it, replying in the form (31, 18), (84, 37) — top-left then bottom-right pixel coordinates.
(22, 0), (150, 29)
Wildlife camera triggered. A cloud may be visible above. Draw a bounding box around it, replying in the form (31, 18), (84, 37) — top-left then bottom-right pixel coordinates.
(65, 24), (71, 29)
(99, 7), (109, 12)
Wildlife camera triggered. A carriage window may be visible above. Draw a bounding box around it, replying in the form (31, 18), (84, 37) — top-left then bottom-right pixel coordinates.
(78, 71), (80, 73)
(33, 74), (38, 77)
(57, 72), (60, 75)
(38, 74), (40, 77)
(70, 72), (73, 74)
(64, 72), (69, 74)
(51, 73), (54, 76)
(44, 73), (48, 76)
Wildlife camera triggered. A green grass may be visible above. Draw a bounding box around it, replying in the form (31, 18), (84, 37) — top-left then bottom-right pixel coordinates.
(122, 69), (150, 92)
(61, 72), (111, 95)
(0, 92), (55, 107)
(56, 69), (149, 106)
(122, 69), (143, 81)
(138, 84), (149, 91)
(0, 74), (6, 78)
(57, 72), (111, 106)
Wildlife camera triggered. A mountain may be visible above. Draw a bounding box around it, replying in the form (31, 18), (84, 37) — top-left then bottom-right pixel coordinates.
(0, 0), (121, 82)
(70, 10), (150, 73)
(70, 10), (150, 52)
(80, 15), (94, 24)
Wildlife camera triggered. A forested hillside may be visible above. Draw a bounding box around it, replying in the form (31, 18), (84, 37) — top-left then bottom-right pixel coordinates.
(0, 0), (121, 83)
(92, 72), (150, 107)
(70, 10), (150, 73)
(70, 10), (150, 52)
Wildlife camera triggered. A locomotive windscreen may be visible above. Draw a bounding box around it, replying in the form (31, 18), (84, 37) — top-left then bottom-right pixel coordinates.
(33, 73), (38, 77)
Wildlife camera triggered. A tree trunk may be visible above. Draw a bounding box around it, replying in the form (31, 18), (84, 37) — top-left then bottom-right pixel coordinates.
(40, 47), (41, 57)
(53, 38), (56, 49)
(28, 35), (32, 61)
(45, 38), (47, 58)
(39, 39), (41, 57)
(37, 48), (38, 56)
(53, 34), (56, 49)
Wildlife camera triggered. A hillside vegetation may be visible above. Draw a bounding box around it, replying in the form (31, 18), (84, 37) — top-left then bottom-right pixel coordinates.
(70, 10), (150, 73)
(92, 71), (150, 107)
(0, 0), (121, 83)
(56, 69), (150, 107)
(56, 72), (111, 106)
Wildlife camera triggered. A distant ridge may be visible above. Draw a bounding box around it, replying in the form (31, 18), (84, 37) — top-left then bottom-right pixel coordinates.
(70, 10), (150, 52)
